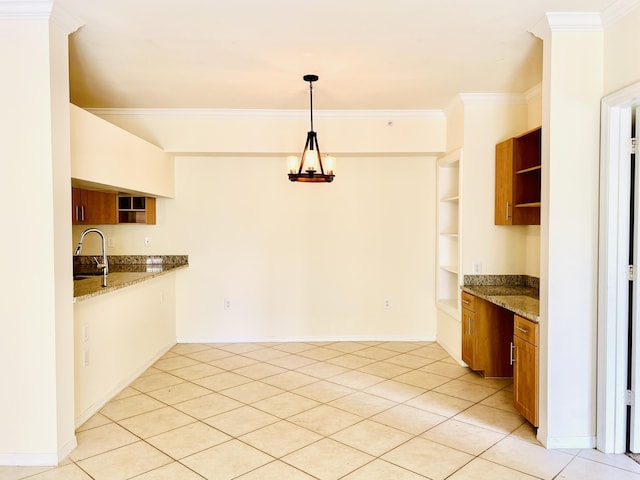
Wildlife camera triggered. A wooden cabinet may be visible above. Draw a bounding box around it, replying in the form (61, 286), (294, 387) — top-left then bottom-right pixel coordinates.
(512, 314), (539, 426)
(72, 187), (117, 225)
(117, 195), (156, 224)
(461, 292), (513, 377)
(461, 292), (476, 369)
(495, 127), (541, 225)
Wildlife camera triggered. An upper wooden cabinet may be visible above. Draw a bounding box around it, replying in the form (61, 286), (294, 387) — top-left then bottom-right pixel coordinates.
(117, 195), (156, 224)
(495, 127), (541, 225)
(72, 187), (117, 225)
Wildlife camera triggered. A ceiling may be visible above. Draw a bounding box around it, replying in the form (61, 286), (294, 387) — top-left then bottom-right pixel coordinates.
(60, 0), (616, 111)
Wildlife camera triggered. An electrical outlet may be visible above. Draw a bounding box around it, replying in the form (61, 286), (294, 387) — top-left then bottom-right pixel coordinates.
(107, 237), (114, 247)
(384, 298), (391, 309)
(82, 324), (89, 342)
(224, 299), (231, 310)
(472, 261), (482, 275)
(144, 236), (152, 247)
(83, 350), (90, 367)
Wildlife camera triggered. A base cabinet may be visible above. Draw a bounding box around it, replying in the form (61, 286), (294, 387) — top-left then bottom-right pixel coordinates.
(461, 292), (513, 377)
(512, 314), (539, 426)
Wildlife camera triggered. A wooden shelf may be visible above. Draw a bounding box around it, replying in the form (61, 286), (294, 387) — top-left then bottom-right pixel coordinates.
(117, 195), (156, 224)
(440, 232), (459, 237)
(516, 165), (541, 175)
(516, 202), (541, 208)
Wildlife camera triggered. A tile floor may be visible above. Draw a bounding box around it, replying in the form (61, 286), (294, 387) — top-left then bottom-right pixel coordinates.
(3, 341), (640, 480)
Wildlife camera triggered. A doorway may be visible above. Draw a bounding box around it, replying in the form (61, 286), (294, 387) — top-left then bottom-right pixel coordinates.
(598, 82), (640, 454)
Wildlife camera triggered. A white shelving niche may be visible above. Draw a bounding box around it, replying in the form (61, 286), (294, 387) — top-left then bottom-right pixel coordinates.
(436, 149), (462, 319)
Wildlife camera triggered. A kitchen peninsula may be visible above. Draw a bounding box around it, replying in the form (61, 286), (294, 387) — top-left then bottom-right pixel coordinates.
(73, 255), (188, 300)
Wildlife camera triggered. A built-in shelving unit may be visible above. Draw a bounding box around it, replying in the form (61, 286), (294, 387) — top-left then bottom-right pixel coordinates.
(117, 195), (156, 224)
(436, 149), (462, 319)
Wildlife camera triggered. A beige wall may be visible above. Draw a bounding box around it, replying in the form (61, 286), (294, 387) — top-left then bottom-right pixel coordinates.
(70, 105), (175, 198)
(0, 13), (76, 464)
(604, 6), (640, 96)
(74, 275), (176, 426)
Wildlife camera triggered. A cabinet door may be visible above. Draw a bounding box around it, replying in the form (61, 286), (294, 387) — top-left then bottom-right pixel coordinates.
(461, 308), (476, 369)
(84, 190), (117, 224)
(495, 139), (514, 225)
(72, 188), (116, 225)
(513, 335), (539, 426)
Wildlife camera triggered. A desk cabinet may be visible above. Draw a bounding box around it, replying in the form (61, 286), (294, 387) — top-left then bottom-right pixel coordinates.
(461, 292), (513, 377)
(512, 314), (539, 426)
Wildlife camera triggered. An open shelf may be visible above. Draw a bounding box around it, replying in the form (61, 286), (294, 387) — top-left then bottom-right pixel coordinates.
(436, 149), (462, 320)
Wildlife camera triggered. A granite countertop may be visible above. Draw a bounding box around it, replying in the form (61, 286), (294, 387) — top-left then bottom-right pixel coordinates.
(73, 255), (188, 301)
(461, 275), (540, 322)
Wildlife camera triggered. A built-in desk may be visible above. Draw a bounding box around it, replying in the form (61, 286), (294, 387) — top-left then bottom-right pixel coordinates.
(460, 275), (540, 426)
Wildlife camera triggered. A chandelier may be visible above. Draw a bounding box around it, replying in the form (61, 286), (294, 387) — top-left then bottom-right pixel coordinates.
(288, 74), (335, 183)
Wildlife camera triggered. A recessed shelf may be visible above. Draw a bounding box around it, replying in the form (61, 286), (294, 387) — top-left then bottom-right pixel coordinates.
(516, 202), (541, 208)
(441, 195), (459, 202)
(440, 265), (459, 274)
(440, 232), (459, 237)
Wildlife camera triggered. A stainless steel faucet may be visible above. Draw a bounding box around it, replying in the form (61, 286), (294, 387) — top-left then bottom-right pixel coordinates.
(74, 228), (108, 287)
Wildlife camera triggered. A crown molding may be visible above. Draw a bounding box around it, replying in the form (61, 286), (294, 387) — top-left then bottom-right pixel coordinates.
(0, 0), (52, 19)
(525, 83), (542, 102)
(601, 0), (640, 26)
(546, 12), (603, 32)
(86, 108), (446, 120)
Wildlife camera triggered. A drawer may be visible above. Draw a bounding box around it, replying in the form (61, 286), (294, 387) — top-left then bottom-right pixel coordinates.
(461, 291), (476, 312)
(514, 314), (538, 346)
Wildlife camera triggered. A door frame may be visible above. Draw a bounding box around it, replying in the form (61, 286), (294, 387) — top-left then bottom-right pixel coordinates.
(597, 81), (640, 453)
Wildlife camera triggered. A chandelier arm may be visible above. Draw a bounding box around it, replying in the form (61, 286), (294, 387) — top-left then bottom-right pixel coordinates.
(314, 134), (325, 174)
(299, 133), (312, 174)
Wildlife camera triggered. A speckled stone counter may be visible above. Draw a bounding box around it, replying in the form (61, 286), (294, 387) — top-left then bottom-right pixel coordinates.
(461, 275), (540, 322)
(73, 255), (188, 301)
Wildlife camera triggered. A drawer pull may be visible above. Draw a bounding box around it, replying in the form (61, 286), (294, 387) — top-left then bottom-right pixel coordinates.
(463, 299), (470, 305)
(517, 326), (529, 334)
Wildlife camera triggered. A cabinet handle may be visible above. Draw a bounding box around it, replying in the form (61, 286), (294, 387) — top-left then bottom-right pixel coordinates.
(75, 205), (80, 221)
(463, 299), (470, 305)
(506, 202), (511, 221)
(510, 342), (516, 365)
(517, 326), (529, 334)
(467, 317), (472, 335)
(81, 205), (85, 222)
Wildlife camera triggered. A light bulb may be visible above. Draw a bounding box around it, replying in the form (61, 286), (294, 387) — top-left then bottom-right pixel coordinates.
(287, 156), (298, 174)
(325, 156), (335, 175)
(304, 149), (318, 172)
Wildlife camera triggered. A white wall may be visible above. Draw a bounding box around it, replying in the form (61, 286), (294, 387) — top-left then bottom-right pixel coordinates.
(603, 6), (640, 96)
(159, 154), (437, 342)
(74, 275), (176, 426)
(461, 98), (530, 276)
(534, 17), (603, 448)
(0, 10), (77, 465)
(70, 105), (175, 198)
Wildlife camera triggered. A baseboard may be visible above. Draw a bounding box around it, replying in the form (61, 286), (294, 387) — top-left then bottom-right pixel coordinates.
(175, 335), (438, 344)
(74, 341), (174, 428)
(0, 453), (58, 467)
(540, 434), (597, 449)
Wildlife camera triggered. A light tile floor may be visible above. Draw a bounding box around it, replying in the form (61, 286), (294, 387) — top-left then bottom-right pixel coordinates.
(3, 341), (640, 480)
